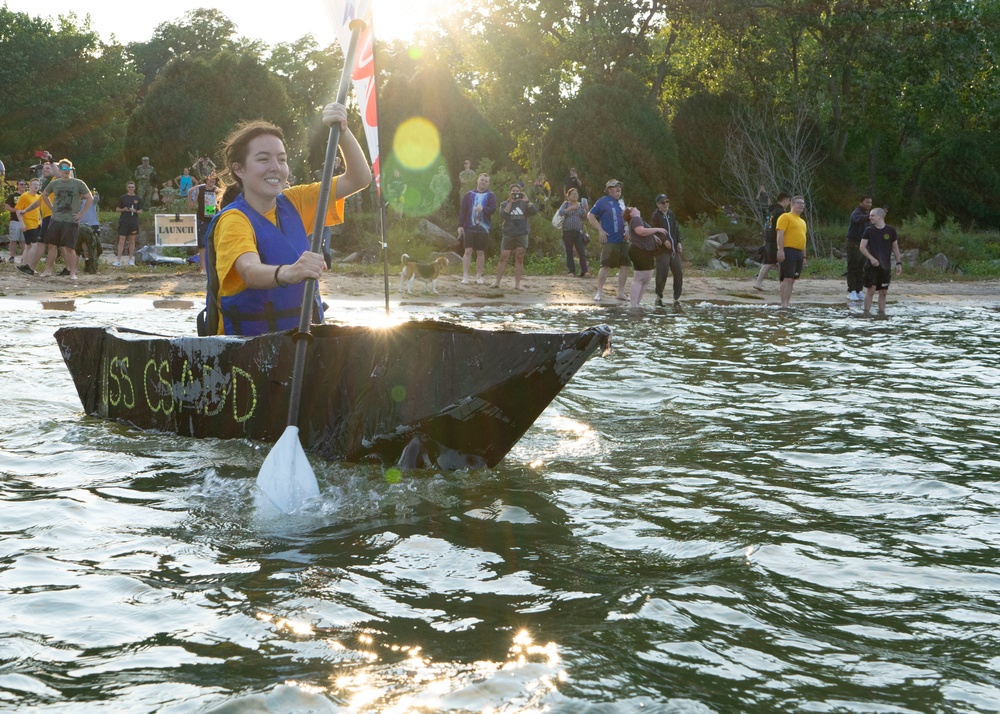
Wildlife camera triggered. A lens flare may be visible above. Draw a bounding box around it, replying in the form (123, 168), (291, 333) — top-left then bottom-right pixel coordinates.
(393, 117), (440, 170)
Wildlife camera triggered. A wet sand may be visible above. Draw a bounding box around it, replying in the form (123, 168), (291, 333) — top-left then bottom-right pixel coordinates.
(2, 259), (998, 308)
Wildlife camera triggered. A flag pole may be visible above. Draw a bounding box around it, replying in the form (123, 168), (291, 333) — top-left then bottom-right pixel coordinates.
(368, 9), (391, 316)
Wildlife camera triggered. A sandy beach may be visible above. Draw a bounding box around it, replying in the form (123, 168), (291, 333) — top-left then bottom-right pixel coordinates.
(1, 258), (997, 308)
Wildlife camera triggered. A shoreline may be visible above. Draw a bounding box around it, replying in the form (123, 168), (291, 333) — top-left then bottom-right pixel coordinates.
(2, 260), (998, 308)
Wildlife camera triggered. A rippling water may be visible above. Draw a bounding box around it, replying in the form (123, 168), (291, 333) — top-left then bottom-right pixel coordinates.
(2, 296), (1000, 713)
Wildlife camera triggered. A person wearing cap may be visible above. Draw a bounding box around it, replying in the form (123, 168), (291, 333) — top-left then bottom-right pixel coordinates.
(776, 195), (808, 308)
(587, 179), (629, 302)
(18, 159), (93, 280)
(134, 156), (158, 212)
(753, 192), (791, 291)
(650, 194), (683, 304)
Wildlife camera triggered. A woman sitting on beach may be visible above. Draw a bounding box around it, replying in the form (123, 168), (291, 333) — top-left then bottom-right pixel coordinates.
(203, 103), (371, 336)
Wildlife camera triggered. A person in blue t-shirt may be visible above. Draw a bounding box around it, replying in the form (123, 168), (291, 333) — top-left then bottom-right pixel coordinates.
(587, 178), (629, 302)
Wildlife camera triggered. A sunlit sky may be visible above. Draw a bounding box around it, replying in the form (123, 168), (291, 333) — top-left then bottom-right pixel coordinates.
(2, 0), (441, 46)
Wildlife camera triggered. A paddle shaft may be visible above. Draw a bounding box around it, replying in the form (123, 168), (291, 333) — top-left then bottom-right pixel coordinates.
(287, 20), (365, 428)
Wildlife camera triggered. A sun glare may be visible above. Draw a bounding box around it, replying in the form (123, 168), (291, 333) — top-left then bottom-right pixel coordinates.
(370, 0), (444, 43)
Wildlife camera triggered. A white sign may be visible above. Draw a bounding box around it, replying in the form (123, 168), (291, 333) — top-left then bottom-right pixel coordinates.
(154, 214), (198, 247)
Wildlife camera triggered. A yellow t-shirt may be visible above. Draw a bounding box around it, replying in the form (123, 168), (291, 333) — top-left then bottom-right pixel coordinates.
(212, 181), (344, 333)
(776, 211), (807, 251)
(15, 192), (42, 230)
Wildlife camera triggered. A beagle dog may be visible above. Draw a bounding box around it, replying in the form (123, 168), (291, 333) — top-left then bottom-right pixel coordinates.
(399, 254), (450, 294)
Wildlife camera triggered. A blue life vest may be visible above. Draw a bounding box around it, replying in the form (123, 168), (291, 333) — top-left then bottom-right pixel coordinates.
(204, 193), (324, 336)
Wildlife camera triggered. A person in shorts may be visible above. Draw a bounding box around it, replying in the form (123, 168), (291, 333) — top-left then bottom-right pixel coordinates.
(588, 178), (630, 301)
(457, 173), (497, 284)
(20, 159), (92, 280)
(776, 195), (808, 308)
(5, 180), (26, 263)
(624, 206), (669, 307)
(115, 181), (143, 266)
(753, 192), (790, 291)
(15, 179), (43, 274)
(493, 183), (537, 290)
(858, 207), (902, 316)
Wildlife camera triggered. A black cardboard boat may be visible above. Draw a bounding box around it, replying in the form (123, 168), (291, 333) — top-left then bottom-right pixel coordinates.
(54, 322), (611, 469)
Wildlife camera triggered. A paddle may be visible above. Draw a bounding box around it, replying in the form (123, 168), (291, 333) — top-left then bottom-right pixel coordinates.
(256, 15), (368, 513)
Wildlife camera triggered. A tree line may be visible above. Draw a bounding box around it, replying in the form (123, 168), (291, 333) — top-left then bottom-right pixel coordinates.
(1, 2), (997, 229)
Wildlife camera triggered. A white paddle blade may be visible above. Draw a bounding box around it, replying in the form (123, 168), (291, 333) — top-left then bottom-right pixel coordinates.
(256, 426), (321, 513)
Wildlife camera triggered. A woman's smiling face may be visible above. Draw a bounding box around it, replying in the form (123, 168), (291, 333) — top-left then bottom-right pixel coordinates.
(234, 134), (289, 204)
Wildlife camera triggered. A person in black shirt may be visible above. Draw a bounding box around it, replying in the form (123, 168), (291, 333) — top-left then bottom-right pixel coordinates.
(650, 194), (683, 304)
(858, 207), (902, 316)
(753, 192), (790, 291)
(114, 181), (143, 266)
(845, 195), (873, 301)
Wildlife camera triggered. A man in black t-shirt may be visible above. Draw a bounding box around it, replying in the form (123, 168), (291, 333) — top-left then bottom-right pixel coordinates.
(858, 207), (902, 316)
(753, 192), (790, 291)
(115, 181), (143, 266)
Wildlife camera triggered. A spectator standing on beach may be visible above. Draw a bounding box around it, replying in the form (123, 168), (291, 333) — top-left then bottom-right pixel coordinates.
(458, 159), (477, 196)
(532, 174), (551, 214)
(494, 183), (538, 291)
(557, 187), (590, 277)
(115, 181), (142, 266)
(650, 193), (683, 304)
(564, 167), (583, 199)
(24, 158), (93, 280)
(134, 157), (158, 211)
(430, 165), (451, 210)
(189, 174), (220, 275)
(776, 195), (808, 308)
(859, 207), (902, 316)
(192, 154), (217, 181)
(14, 180), (42, 274)
(588, 178), (629, 302)
(846, 195), (873, 302)
(753, 192), (791, 291)
(458, 172), (497, 285)
(77, 188), (102, 272)
(175, 167), (194, 198)
(5, 180), (26, 263)
(624, 206), (668, 308)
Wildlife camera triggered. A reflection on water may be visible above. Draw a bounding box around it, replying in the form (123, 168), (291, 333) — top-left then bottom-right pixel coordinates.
(2, 297), (1000, 712)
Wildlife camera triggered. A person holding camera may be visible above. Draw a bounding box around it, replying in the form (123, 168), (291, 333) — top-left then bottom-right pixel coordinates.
(493, 184), (538, 291)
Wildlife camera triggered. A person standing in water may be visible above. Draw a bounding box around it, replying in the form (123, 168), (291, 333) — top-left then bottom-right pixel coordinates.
(858, 207), (902, 316)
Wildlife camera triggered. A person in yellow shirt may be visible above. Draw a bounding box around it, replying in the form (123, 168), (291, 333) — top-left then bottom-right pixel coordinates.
(202, 102), (372, 336)
(775, 195), (808, 308)
(15, 179), (44, 275)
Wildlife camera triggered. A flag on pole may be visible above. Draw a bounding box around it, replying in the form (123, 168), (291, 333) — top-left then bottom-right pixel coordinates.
(326, 0), (382, 195)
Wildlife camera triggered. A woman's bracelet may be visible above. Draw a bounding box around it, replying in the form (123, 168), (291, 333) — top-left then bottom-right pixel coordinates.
(274, 264), (289, 288)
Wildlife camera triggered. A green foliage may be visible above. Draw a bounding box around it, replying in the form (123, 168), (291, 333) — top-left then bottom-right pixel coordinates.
(671, 92), (738, 219)
(379, 62), (509, 210)
(126, 9), (243, 90)
(125, 51), (295, 177)
(545, 75), (681, 208)
(0, 8), (141, 189)
(919, 133), (1000, 228)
